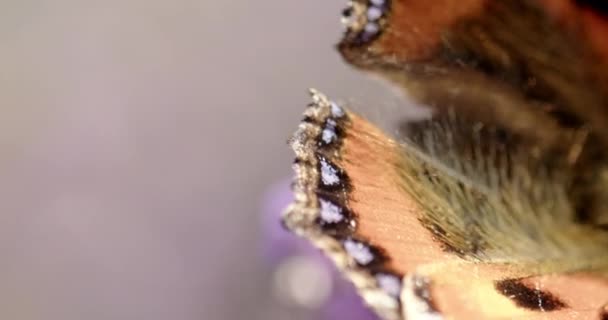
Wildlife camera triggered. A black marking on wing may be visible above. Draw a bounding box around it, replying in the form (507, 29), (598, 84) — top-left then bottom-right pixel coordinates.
(495, 278), (567, 311)
(575, 0), (608, 16)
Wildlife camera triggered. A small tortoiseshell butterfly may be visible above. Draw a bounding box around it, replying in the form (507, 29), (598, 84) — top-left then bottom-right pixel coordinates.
(283, 0), (608, 319)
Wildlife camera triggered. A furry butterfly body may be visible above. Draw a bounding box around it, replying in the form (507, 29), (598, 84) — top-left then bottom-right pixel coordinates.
(284, 0), (608, 319)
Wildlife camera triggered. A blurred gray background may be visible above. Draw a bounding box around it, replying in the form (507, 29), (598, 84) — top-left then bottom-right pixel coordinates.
(0, 1), (401, 319)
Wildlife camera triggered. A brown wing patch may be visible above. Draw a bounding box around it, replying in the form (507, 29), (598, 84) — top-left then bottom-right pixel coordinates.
(339, 0), (608, 148)
(339, 105), (454, 274)
(338, 0), (485, 66)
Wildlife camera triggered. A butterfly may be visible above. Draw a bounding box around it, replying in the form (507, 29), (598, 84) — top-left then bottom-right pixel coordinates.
(283, 0), (608, 319)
